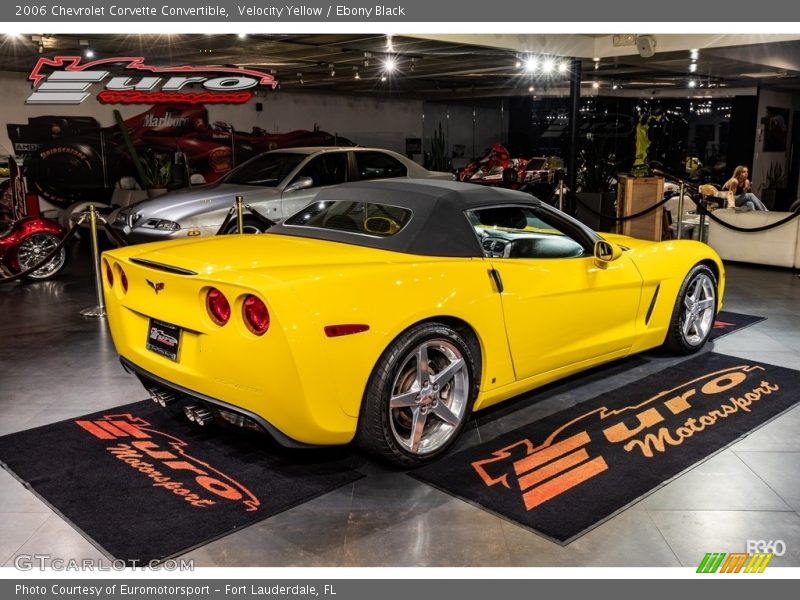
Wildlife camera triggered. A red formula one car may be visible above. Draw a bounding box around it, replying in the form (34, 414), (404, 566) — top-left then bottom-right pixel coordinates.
(7, 105), (354, 209)
(458, 144), (564, 190)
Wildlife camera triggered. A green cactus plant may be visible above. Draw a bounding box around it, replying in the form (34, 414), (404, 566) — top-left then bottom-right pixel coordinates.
(429, 121), (448, 172)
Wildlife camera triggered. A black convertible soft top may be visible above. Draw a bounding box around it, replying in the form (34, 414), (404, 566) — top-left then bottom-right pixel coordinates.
(268, 179), (544, 257)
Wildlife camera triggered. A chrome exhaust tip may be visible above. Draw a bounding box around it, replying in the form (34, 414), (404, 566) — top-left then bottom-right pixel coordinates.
(148, 388), (179, 407)
(184, 405), (214, 426)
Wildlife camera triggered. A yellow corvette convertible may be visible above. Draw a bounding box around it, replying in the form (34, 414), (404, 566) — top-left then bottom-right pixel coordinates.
(102, 179), (725, 466)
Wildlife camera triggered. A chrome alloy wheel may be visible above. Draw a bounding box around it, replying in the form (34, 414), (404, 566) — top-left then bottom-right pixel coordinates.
(388, 339), (469, 456)
(681, 272), (716, 346)
(17, 233), (66, 279)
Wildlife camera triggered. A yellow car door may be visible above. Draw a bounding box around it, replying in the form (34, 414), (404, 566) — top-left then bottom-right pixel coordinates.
(469, 204), (643, 382)
(491, 252), (642, 381)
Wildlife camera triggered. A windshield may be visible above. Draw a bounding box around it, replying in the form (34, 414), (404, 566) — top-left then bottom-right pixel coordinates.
(285, 200), (413, 237)
(221, 152), (305, 187)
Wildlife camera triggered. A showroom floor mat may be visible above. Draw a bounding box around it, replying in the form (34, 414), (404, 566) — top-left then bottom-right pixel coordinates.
(710, 311), (766, 341)
(0, 401), (362, 564)
(411, 352), (800, 544)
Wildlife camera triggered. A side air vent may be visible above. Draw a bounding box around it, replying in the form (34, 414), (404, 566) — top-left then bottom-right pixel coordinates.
(644, 284), (660, 325)
(130, 258), (198, 276)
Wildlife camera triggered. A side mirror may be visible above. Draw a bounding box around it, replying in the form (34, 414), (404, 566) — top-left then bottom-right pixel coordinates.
(593, 239), (622, 267)
(284, 176), (314, 193)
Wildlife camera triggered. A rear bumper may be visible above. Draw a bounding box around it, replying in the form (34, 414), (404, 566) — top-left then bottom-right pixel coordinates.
(120, 356), (318, 449)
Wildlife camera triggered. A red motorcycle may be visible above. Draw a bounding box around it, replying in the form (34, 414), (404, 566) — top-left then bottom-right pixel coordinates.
(0, 166), (68, 281)
(0, 216), (67, 280)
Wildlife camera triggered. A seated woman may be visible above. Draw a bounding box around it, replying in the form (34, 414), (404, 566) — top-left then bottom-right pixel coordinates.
(723, 165), (769, 211)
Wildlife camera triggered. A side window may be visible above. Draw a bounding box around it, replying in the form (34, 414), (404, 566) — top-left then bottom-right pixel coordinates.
(354, 151), (407, 181)
(295, 153), (348, 187)
(467, 205), (588, 259)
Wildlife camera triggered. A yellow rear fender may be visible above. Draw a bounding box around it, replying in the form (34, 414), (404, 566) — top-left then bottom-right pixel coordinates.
(258, 259), (515, 420)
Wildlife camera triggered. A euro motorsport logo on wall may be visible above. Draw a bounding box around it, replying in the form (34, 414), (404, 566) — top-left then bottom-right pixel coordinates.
(26, 56), (278, 105)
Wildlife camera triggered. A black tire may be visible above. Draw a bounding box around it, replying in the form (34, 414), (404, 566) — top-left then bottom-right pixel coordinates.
(502, 168), (518, 186)
(223, 216), (269, 234)
(356, 322), (480, 467)
(664, 264), (718, 354)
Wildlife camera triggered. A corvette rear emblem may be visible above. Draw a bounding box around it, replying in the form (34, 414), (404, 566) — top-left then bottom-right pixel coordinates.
(146, 279), (165, 294)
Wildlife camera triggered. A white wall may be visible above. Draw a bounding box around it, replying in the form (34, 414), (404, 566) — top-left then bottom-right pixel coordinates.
(0, 71), (424, 159)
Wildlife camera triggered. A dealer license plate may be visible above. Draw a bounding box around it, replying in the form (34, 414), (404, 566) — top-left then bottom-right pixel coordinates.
(146, 318), (181, 361)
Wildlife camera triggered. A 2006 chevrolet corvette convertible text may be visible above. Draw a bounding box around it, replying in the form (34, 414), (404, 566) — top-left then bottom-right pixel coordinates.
(102, 179), (725, 466)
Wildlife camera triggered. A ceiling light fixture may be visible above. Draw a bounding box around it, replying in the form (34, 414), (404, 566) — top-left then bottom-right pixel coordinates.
(690, 49), (699, 60)
(689, 63), (697, 73)
(592, 81), (600, 89)
(558, 62), (568, 73)
(380, 75), (387, 82)
(542, 58), (555, 73)
(85, 49), (94, 58)
(688, 79), (697, 88)
(238, 33), (247, 39)
(383, 57), (396, 73)
(524, 56), (537, 72)
(528, 85), (534, 92)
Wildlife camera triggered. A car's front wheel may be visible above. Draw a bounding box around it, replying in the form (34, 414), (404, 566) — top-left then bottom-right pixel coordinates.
(223, 216), (269, 234)
(357, 322), (479, 467)
(664, 264), (717, 354)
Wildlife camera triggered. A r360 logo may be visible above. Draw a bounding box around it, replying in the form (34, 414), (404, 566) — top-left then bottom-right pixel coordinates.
(746, 540), (786, 556)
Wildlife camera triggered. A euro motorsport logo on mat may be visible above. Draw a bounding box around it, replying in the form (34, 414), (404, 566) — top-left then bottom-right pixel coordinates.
(472, 364), (776, 511)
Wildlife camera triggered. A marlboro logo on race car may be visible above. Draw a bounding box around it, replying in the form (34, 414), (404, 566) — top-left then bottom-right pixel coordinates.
(26, 56), (278, 105)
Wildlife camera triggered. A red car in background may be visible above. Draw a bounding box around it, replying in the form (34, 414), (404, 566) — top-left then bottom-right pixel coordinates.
(458, 144), (564, 189)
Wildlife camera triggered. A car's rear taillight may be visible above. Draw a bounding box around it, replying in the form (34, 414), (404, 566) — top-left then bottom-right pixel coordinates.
(242, 295), (269, 335)
(119, 267), (128, 293)
(206, 288), (231, 326)
(104, 260), (114, 286)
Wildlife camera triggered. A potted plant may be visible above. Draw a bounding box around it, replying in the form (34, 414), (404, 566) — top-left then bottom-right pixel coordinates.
(576, 141), (618, 231)
(760, 161), (786, 210)
(140, 151), (173, 198)
(428, 121), (449, 172)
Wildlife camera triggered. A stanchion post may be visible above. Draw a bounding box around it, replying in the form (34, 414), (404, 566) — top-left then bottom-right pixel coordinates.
(80, 205), (106, 319)
(235, 195), (244, 234)
(558, 180), (565, 212)
(676, 181), (686, 239)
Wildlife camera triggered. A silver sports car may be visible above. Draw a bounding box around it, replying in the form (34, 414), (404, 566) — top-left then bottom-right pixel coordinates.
(111, 147), (453, 244)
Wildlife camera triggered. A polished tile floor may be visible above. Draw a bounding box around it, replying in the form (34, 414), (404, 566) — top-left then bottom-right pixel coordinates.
(1, 242), (799, 568)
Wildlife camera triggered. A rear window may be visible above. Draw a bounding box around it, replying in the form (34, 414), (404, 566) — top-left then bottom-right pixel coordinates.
(285, 200), (412, 237)
(354, 151), (407, 180)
